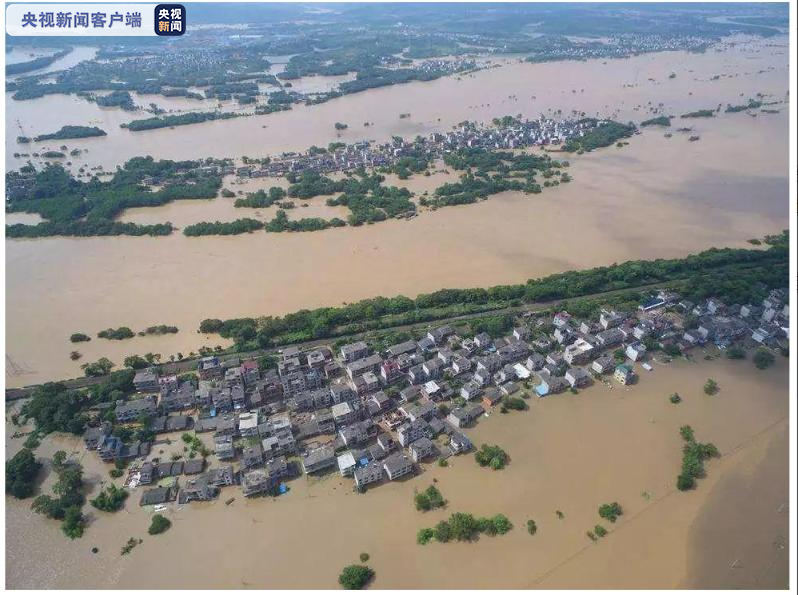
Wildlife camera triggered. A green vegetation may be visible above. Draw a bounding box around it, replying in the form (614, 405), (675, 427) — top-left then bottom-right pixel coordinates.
(34, 126), (107, 142)
(82, 357), (115, 377)
(556, 510), (565, 519)
(148, 514), (172, 535)
(414, 485), (446, 511)
(197, 240), (788, 352)
(21, 369), (135, 437)
(726, 345), (746, 359)
(234, 187), (286, 208)
(502, 396), (528, 412)
(70, 333), (91, 343)
(121, 537), (142, 555)
(6, 448), (42, 499)
(669, 393), (682, 404)
(96, 90), (136, 110)
(123, 111), (244, 132)
(31, 455), (86, 539)
(90, 484), (129, 512)
(184, 218), (265, 236)
(123, 355), (148, 370)
(338, 564), (374, 590)
(421, 512), (513, 545)
(725, 99), (763, 113)
(598, 502), (623, 522)
(265, 209), (347, 233)
(562, 120), (636, 152)
(7, 49), (72, 75)
(420, 146), (565, 207)
(703, 378), (719, 395)
(753, 348), (775, 370)
(359, 553), (370, 563)
(334, 122), (349, 130)
(98, 327), (135, 340)
(681, 109), (715, 118)
(326, 177), (415, 225)
(6, 157), (224, 237)
(6, 220), (173, 238)
(594, 524), (608, 538)
(475, 444), (510, 470)
(677, 425), (719, 491)
(139, 325), (178, 336)
(526, 519), (537, 535)
(417, 527), (435, 545)
(640, 116), (671, 127)
(62, 505), (87, 539)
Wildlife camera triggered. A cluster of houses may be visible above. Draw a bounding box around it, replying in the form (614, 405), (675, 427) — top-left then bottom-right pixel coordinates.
(80, 287), (788, 508)
(524, 33), (713, 63)
(232, 116), (606, 179)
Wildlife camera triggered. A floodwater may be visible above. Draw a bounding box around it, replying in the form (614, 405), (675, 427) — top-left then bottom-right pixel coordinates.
(5, 355), (789, 589)
(4, 35), (788, 171)
(5, 46), (97, 82)
(4, 34), (790, 386)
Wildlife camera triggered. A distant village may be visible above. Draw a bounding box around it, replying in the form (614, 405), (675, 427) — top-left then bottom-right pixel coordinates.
(230, 116), (602, 180)
(81, 287), (789, 509)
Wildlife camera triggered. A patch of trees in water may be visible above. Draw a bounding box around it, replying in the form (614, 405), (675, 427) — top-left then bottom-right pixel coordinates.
(640, 115), (671, 127)
(33, 126), (107, 142)
(6, 157), (224, 237)
(562, 119), (636, 152)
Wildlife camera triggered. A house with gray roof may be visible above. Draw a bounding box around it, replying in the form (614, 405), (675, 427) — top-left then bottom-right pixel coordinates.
(302, 445), (336, 474)
(133, 369), (160, 393)
(409, 437), (436, 462)
(241, 443), (264, 471)
(115, 396), (157, 423)
(241, 469), (276, 497)
(207, 465), (236, 487)
(140, 485), (176, 507)
(383, 453), (413, 481)
(179, 474), (218, 503)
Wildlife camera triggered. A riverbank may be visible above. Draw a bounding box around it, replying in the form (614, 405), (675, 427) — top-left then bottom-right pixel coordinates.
(5, 354), (788, 589)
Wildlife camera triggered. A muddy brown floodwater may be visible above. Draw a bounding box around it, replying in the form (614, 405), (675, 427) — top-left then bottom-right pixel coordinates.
(4, 35), (790, 388)
(5, 354), (789, 589)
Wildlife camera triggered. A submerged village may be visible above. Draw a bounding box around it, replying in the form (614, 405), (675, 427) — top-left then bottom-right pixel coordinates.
(72, 287), (789, 510)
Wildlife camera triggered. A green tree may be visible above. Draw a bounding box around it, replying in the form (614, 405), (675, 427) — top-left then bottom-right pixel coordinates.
(338, 565), (373, 590)
(417, 528), (434, 545)
(475, 444), (509, 470)
(148, 514), (172, 535)
(61, 505), (86, 539)
(491, 514), (513, 534)
(753, 348), (775, 370)
(6, 448), (41, 499)
(123, 355), (149, 370)
(598, 502), (623, 523)
(726, 345), (745, 360)
(90, 484), (129, 512)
